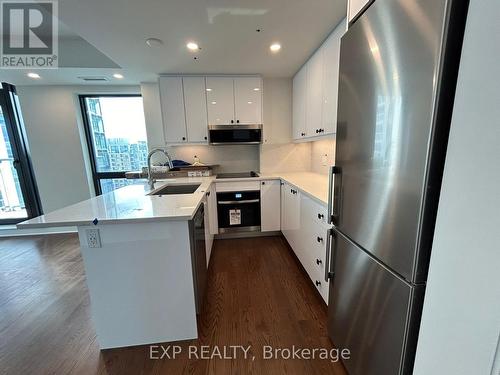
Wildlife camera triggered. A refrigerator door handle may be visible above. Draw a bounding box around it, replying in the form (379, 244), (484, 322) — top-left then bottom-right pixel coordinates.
(325, 228), (335, 281)
(328, 166), (342, 224)
(327, 166), (334, 224)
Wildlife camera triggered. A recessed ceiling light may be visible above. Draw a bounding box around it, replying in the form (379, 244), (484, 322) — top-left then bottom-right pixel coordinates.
(247, 101), (253, 104)
(27, 72), (40, 79)
(145, 38), (164, 47)
(270, 43), (281, 52)
(211, 101), (217, 105)
(187, 42), (199, 51)
(206, 88), (212, 92)
(253, 87), (260, 91)
(113, 73), (124, 79)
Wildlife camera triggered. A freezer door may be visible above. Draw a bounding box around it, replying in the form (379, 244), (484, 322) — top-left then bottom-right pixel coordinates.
(328, 230), (424, 375)
(333, 0), (449, 281)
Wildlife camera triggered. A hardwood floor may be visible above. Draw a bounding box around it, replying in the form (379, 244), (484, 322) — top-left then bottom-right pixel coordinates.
(0, 234), (346, 375)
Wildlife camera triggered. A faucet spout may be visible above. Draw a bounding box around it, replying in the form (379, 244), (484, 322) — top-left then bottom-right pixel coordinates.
(147, 148), (174, 189)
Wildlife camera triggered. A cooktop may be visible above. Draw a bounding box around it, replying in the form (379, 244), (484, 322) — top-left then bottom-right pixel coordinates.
(215, 171), (259, 179)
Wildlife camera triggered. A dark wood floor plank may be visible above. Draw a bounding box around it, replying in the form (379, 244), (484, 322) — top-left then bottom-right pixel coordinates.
(0, 233), (346, 375)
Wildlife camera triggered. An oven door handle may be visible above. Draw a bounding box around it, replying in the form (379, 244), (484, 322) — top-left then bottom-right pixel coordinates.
(218, 199), (260, 205)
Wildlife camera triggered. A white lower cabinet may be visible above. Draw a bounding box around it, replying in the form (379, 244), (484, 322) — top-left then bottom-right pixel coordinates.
(281, 181), (331, 304)
(207, 183), (218, 235)
(281, 182), (301, 251)
(260, 180), (281, 232)
(203, 196), (214, 267)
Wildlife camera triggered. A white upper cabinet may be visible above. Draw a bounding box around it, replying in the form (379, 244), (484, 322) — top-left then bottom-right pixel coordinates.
(206, 76), (263, 126)
(348, 0), (371, 23)
(321, 20), (346, 135)
(183, 77), (209, 143)
(292, 65), (307, 139)
(292, 19), (346, 141)
(306, 50), (324, 136)
(234, 77), (263, 124)
(159, 77), (187, 144)
(206, 77), (235, 125)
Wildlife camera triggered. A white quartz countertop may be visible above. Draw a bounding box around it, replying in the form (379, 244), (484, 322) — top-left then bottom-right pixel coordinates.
(17, 171), (330, 229)
(264, 172), (330, 205)
(211, 171), (329, 205)
(17, 177), (215, 229)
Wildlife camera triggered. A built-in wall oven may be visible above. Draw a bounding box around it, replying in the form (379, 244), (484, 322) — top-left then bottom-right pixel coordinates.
(217, 190), (261, 233)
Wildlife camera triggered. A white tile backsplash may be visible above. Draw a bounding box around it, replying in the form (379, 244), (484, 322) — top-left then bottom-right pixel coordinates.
(311, 137), (336, 175)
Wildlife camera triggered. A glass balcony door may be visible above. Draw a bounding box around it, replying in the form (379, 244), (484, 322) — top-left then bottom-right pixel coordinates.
(0, 83), (42, 224)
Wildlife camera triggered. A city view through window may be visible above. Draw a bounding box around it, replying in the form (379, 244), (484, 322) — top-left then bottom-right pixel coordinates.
(83, 96), (149, 194)
(0, 106), (26, 220)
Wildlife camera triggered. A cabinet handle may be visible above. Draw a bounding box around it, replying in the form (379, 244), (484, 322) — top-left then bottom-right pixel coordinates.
(182, 137), (186, 141)
(206, 191), (210, 196)
(236, 120), (240, 124)
(315, 129), (319, 134)
(318, 213), (324, 220)
(262, 181), (266, 185)
(204, 136), (207, 140)
(317, 236), (323, 243)
(231, 120), (234, 124)
(316, 259), (322, 265)
(301, 132), (306, 137)
(315, 280), (321, 287)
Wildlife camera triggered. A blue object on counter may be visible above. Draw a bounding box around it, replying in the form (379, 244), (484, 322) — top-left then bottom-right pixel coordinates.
(170, 160), (191, 167)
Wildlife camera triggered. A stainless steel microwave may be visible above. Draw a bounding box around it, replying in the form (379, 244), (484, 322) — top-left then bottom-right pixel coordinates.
(208, 124), (262, 145)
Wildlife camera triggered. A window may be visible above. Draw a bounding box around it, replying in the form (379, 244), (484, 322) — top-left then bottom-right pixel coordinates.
(80, 95), (149, 195)
(0, 83), (42, 223)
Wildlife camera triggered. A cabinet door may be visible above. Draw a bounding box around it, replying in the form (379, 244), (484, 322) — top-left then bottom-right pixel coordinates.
(159, 77), (187, 143)
(203, 197), (214, 267)
(348, 0), (371, 23)
(280, 182), (288, 234)
(292, 65), (307, 139)
(207, 183), (218, 235)
(321, 20), (345, 135)
(285, 185), (301, 255)
(234, 77), (262, 124)
(206, 77), (235, 125)
(260, 180), (281, 232)
(183, 77), (209, 143)
(306, 50), (324, 136)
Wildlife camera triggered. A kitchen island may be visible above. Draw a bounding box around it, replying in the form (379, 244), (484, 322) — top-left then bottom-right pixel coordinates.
(18, 177), (214, 349)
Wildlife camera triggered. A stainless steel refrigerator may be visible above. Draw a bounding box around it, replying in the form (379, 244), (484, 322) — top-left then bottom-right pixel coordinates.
(325, 0), (469, 374)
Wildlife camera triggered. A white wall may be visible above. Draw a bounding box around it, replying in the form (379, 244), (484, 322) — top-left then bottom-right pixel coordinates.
(17, 85), (141, 213)
(413, 0), (500, 373)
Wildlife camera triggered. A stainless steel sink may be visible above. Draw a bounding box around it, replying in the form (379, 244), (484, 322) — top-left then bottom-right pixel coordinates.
(149, 183), (201, 196)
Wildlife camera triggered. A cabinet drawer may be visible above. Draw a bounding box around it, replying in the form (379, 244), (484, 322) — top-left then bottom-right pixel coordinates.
(216, 181), (261, 192)
(310, 200), (329, 227)
(297, 228), (329, 304)
(310, 270), (329, 304)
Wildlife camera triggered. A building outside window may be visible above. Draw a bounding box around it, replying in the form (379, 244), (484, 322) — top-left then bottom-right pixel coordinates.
(80, 95), (149, 194)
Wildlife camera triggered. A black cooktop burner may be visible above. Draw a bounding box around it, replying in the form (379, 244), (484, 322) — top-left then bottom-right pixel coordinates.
(216, 171), (259, 179)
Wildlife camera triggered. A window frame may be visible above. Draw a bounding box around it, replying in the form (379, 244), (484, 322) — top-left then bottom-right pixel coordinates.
(79, 94), (146, 195)
(0, 83), (42, 224)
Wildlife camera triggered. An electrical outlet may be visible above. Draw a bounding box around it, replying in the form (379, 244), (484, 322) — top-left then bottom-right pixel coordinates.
(86, 229), (101, 248)
(321, 154), (328, 166)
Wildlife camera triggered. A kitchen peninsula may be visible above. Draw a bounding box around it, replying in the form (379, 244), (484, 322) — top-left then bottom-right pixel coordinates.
(18, 177), (214, 349)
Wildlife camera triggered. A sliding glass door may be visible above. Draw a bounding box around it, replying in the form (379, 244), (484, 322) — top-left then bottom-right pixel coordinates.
(0, 83), (42, 223)
(79, 95), (149, 195)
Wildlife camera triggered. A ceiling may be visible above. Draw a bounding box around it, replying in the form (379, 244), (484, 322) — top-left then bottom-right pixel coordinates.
(1, 0), (347, 85)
